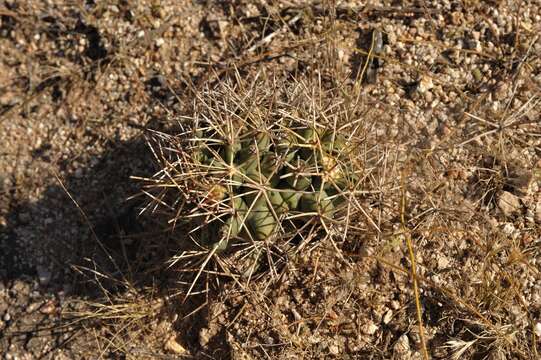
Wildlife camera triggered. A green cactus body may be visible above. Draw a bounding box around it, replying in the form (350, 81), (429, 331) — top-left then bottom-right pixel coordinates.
(247, 198), (277, 240)
(214, 197), (248, 252)
(286, 174), (311, 190)
(226, 164), (245, 188)
(239, 131), (270, 156)
(283, 150), (298, 164)
(299, 190), (335, 216)
(183, 119), (354, 255)
(260, 153), (278, 177)
(255, 131), (271, 152)
(280, 190), (301, 210)
(276, 142), (298, 168)
(320, 131), (346, 154)
(195, 145), (214, 165)
(285, 160), (312, 190)
(328, 190), (347, 207)
(241, 158), (266, 183)
(235, 147), (257, 165)
(299, 127), (317, 145)
(229, 197), (248, 233)
(277, 131), (298, 154)
(260, 153), (282, 186)
(224, 141), (241, 164)
(268, 190), (288, 215)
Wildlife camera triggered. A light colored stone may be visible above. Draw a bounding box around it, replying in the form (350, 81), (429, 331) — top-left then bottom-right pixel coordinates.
(437, 256), (450, 269)
(383, 310), (393, 324)
(328, 344), (340, 355)
(535, 322), (541, 337)
(393, 334), (411, 356)
(362, 321), (378, 335)
(165, 334), (186, 354)
(497, 191), (521, 217)
(417, 75), (433, 93)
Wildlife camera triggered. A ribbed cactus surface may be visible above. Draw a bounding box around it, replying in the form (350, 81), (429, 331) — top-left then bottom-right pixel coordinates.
(190, 121), (356, 251)
(138, 79), (366, 286)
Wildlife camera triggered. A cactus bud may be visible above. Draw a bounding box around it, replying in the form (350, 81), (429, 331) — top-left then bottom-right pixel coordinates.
(207, 184), (228, 202)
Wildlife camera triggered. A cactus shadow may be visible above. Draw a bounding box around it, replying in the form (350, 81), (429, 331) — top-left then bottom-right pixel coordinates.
(0, 131), (230, 356)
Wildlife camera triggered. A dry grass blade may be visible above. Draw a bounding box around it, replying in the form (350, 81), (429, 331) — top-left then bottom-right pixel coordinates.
(400, 169), (429, 360)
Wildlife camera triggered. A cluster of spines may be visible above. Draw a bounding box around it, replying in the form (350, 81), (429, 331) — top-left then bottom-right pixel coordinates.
(190, 120), (356, 252)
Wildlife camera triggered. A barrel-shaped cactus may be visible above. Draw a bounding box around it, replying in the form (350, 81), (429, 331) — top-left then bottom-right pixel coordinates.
(138, 79), (365, 291)
(181, 119), (356, 254)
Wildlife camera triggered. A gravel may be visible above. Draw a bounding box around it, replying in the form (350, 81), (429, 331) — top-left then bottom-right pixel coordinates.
(1, 0), (540, 358)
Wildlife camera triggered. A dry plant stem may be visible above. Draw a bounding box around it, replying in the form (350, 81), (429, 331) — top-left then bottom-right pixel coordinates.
(366, 254), (532, 360)
(400, 170), (429, 360)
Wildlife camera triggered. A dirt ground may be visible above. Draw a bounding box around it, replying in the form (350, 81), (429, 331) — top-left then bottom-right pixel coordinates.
(1, 1), (540, 359)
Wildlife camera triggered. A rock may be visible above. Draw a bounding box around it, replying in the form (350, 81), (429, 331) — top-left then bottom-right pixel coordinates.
(362, 321), (378, 335)
(497, 191), (521, 217)
(535, 323), (541, 337)
(26, 301), (42, 313)
(437, 256), (450, 269)
(39, 300), (56, 315)
(155, 38), (165, 47)
(164, 334), (186, 354)
(502, 223), (517, 236)
(383, 310), (393, 324)
(199, 327), (211, 347)
(328, 343), (340, 355)
(535, 201), (541, 223)
(417, 75), (433, 93)
(393, 334), (411, 357)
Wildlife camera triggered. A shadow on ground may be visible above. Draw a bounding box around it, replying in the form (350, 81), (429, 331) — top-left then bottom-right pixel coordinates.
(0, 130), (230, 358)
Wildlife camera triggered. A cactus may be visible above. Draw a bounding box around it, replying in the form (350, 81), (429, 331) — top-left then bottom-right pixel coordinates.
(140, 80), (363, 288)
(179, 120), (357, 255)
(299, 190), (335, 216)
(247, 197), (277, 240)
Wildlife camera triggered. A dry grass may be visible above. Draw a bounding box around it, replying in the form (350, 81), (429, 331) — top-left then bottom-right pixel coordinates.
(1, 1), (540, 359)
(67, 3), (540, 357)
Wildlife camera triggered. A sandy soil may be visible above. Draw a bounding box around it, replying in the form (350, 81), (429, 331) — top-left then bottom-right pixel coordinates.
(1, 1), (540, 359)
